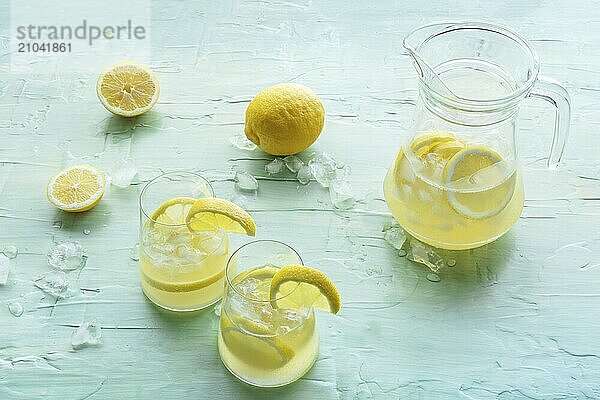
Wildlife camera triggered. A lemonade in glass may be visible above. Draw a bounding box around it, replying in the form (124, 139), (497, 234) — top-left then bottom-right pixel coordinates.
(139, 171), (255, 311)
(218, 240), (341, 387)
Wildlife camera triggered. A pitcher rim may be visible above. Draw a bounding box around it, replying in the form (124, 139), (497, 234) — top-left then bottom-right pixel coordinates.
(404, 21), (541, 109)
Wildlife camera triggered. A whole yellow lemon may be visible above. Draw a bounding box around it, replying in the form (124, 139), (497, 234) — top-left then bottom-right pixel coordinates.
(244, 83), (325, 156)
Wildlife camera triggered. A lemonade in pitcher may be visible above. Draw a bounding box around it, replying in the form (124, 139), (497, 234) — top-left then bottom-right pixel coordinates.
(384, 132), (524, 250)
(385, 23), (571, 249)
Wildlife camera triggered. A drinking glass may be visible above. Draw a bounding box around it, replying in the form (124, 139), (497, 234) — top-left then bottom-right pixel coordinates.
(139, 171), (229, 311)
(218, 240), (318, 387)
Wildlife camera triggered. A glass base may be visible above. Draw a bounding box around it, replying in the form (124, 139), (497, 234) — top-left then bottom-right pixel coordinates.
(142, 289), (221, 312)
(219, 349), (318, 388)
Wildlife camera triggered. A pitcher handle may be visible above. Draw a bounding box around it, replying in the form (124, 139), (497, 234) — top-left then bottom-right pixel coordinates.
(528, 76), (571, 169)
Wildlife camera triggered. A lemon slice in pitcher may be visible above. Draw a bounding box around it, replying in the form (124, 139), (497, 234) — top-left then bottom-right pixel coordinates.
(269, 265), (341, 314)
(97, 61), (160, 117)
(443, 145), (516, 219)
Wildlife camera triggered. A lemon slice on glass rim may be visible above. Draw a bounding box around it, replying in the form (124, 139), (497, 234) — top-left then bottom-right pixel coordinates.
(97, 61), (160, 117)
(185, 198), (256, 236)
(443, 145), (516, 219)
(46, 165), (106, 212)
(269, 265), (341, 314)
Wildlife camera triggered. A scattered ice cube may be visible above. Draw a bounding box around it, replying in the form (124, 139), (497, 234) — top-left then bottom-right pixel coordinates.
(2, 245), (18, 259)
(0, 254), (10, 285)
(296, 165), (312, 185)
(308, 153), (337, 187)
(129, 243), (140, 261)
(383, 226), (407, 250)
(8, 301), (24, 317)
(229, 133), (257, 151)
(53, 221), (63, 229)
(47, 241), (86, 271)
(283, 155), (304, 173)
(83, 229), (91, 235)
(110, 158), (138, 188)
(265, 158), (285, 175)
(398, 249), (407, 257)
(329, 180), (355, 210)
(71, 320), (102, 349)
(447, 259), (456, 267)
(235, 171), (258, 192)
(35, 271), (73, 299)
(407, 240), (446, 272)
(426, 272), (441, 282)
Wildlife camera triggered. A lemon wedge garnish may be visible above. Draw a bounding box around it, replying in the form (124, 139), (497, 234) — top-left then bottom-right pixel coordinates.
(149, 197), (195, 225)
(269, 265), (341, 314)
(46, 165), (105, 212)
(443, 145), (516, 219)
(185, 198), (256, 236)
(97, 61), (160, 117)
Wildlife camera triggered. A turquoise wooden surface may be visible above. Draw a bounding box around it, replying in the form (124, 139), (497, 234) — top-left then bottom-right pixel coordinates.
(1, 1), (599, 399)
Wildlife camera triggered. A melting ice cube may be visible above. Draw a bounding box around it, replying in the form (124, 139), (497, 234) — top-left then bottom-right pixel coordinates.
(383, 226), (407, 250)
(35, 271), (74, 299)
(71, 320), (102, 349)
(47, 241), (86, 271)
(283, 155), (304, 173)
(265, 158), (285, 175)
(296, 165), (313, 185)
(110, 158), (138, 188)
(407, 239), (446, 272)
(235, 171), (258, 192)
(229, 133), (257, 151)
(329, 180), (355, 210)
(308, 153), (338, 187)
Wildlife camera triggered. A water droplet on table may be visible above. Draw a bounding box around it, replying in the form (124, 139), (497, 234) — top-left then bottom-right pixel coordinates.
(71, 320), (102, 349)
(2, 245), (18, 259)
(47, 241), (86, 270)
(426, 273), (441, 282)
(398, 249), (407, 257)
(447, 259), (456, 267)
(0, 254), (10, 285)
(8, 301), (24, 317)
(83, 229), (91, 235)
(234, 171), (258, 192)
(129, 243), (140, 261)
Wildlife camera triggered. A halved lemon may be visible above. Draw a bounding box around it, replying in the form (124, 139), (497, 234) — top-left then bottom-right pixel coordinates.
(46, 165), (105, 212)
(185, 198), (256, 236)
(443, 145), (516, 219)
(269, 265), (341, 314)
(97, 61), (160, 117)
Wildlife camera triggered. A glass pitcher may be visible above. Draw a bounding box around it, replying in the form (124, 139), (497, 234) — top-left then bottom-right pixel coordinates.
(384, 22), (571, 250)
